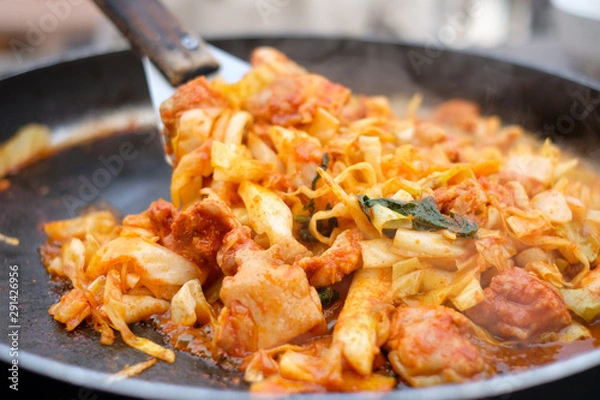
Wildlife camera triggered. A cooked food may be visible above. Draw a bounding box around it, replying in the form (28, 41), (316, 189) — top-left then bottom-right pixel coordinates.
(0, 123), (50, 179)
(38, 47), (600, 393)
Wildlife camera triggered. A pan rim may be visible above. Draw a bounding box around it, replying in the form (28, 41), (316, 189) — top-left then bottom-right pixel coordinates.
(1, 34), (599, 91)
(2, 343), (599, 399)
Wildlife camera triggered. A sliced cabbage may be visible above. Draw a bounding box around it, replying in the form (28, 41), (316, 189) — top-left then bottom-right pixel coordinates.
(247, 132), (279, 164)
(538, 321), (591, 344)
(238, 180), (294, 246)
(173, 108), (216, 160)
(212, 141), (274, 183)
(88, 236), (205, 299)
(505, 213), (551, 238)
(48, 275), (106, 331)
(531, 190), (573, 224)
(505, 154), (553, 186)
(525, 261), (568, 288)
(103, 270), (175, 363)
(221, 110), (252, 145)
(390, 258), (455, 306)
(43, 210), (119, 244)
(121, 294), (170, 324)
(170, 279), (214, 326)
(317, 167), (379, 239)
(393, 229), (471, 261)
(370, 204), (412, 234)
(307, 107), (340, 144)
(170, 144), (213, 209)
(390, 270), (424, 299)
(560, 268), (600, 322)
(449, 276), (484, 311)
(359, 238), (404, 269)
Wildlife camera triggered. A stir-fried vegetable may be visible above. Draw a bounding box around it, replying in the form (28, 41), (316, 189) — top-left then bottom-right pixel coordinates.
(36, 46), (600, 391)
(357, 195), (479, 238)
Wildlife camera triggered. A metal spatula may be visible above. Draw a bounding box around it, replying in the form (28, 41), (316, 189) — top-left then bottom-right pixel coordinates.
(92, 0), (250, 123)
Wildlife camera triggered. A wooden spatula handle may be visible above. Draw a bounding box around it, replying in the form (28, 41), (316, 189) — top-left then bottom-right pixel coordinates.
(93, 0), (218, 86)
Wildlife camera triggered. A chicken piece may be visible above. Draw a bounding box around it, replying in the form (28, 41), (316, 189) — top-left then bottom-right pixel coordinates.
(122, 199), (177, 241)
(124, 198), (239, 283)
(217, 248), (327, 356)
(246, 74), (351, 126)
(386, 306), (486, 387)
(338, 94), (396, 125)
(263, 235), (313, 266)
(250, 47), (306, 76)
(162, 199), (240, 283)
(267, 126), (324, 189)
(465, 267), (571, 340)
(433, 179), (488, 224)
(432, 99), (480, 132)
(217, 225), (263, 276)
(338, 95), (369, 124)
(478, 176), (516, 209)
(140, 199), (177, 239)
(295, 229), (363, 287)
(159, 76), (229, 152)
(332, 267), (393, 376)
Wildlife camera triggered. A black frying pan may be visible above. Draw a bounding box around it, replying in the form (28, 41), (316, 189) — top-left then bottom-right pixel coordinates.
(1, 37), (600, 400)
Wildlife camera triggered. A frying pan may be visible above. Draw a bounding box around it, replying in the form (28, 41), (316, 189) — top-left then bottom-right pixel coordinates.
(1, 37), (600, 400)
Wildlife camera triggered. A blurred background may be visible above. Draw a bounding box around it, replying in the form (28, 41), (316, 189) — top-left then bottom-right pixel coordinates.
(0, 0), (598, 81)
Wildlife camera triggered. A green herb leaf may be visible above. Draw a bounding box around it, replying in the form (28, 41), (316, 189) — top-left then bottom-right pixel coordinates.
(311, 153), (331, 190)
(317, 286), (339, 307)
(303, 198), (316, 213)
(357, 195), (478, 238)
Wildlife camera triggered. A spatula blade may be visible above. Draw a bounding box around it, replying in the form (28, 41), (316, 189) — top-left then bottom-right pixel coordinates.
(142, 43), (251, 120)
